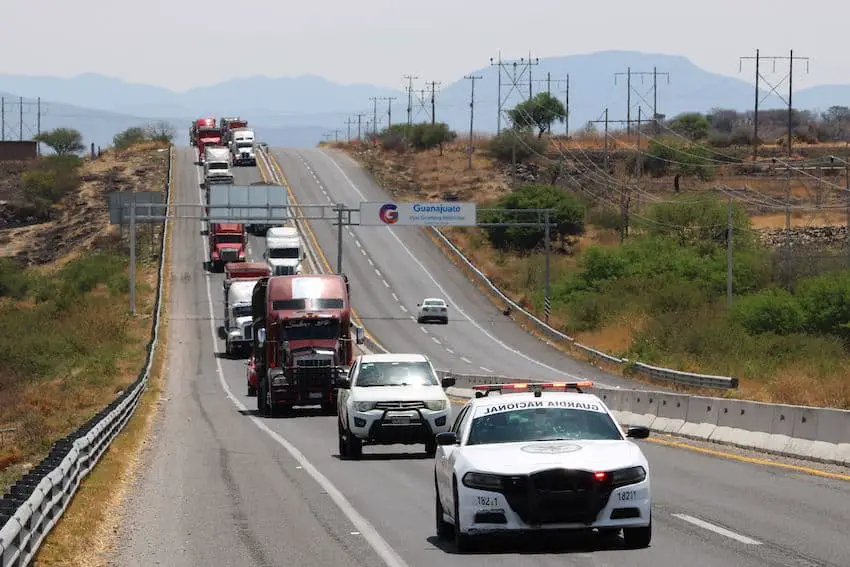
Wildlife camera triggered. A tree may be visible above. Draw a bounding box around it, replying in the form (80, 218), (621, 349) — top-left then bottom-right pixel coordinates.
(507, 93), (567, 138)
(820, 105), (850, 141)
(669, 113), (711, 141)
(640, 193), (753, 250)
(34, 128), (84, 156)
(113, 126), (148, 149)
(146, 121), (175, 144)
(480, 184), (585, 251)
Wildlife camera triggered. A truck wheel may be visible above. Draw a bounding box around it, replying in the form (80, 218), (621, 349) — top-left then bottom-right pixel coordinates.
(321, 402), (337, 416)
(257, 382), (266, 413)
(425, 438), (437, 456)
(247, 385), (257, 397)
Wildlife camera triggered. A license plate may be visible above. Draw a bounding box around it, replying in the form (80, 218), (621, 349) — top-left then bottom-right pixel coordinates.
(389, 416), (411, 424)
(309, 392), (323, 399)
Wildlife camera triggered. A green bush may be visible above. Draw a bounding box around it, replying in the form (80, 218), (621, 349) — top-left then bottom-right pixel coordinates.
(639, 193), (754, 250)
(378, 124), (408, 152)
(405, 122), (456, 150)
(796, 271), (850, 339)
(485, 129), (547, 163)
(113, 127), (149, 149)
(481, 184), (585, 251)
(643, 138), (716, 179)
(732, 288), (805, 335)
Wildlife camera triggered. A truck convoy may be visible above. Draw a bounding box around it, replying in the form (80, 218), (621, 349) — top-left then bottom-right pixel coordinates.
(250, 274), (364, 416)
(264, 226), (304, 275)
(209, 222), (247, 271)
(203, 147), (234, 186)
(230, 127), (256, 166)
(223, 262), (272, 357)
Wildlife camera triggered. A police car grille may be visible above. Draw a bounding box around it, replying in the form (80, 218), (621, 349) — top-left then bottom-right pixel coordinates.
(374, 401), (426, 410)
(504, 469), (609, 525)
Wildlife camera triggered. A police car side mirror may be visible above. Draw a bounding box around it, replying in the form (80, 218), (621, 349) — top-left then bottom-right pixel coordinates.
(436, 432), (458, 446)
(626, 426), (650, 439)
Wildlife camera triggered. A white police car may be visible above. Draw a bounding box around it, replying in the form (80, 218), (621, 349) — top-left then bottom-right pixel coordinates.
(434, 382), (652, 551)
(336, 353), (455, 459)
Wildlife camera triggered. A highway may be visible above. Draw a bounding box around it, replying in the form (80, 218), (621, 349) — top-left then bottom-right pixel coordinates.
(269, 147), (642, 388)
(112, 147), (850, 567)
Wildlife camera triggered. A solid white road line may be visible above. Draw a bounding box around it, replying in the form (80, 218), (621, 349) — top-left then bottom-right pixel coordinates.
(193, 160), (409, 567)
(671, 514), (762, 545)
(316, 150), (602, 384)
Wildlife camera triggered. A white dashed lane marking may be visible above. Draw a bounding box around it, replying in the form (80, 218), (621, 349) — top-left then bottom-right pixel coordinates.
(461, 357), (472, 364)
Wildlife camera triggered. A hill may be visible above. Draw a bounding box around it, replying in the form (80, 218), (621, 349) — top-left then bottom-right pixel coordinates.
(3, 50), (850, 147)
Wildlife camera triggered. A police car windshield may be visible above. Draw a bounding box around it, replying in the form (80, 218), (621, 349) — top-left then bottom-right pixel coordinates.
(466, 402), (623, 445)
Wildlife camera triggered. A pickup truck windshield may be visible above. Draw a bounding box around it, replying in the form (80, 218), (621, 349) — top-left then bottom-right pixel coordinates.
(354, 361), (439, 387)
(268, 247), (299, 259)
(282, 319), (340, 341)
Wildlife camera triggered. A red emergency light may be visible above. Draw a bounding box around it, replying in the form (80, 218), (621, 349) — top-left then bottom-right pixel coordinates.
(473, 381), (593, 398)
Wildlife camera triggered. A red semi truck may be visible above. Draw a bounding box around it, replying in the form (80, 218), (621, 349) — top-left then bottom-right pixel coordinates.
(209, 222), (247, 271)
(197, 126), (224, 164)
(250, 274), (364, 417)
(190, 117), (216, 147)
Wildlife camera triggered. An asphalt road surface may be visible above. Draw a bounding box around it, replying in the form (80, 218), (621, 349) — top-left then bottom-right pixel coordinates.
(112, 147), (850, 567)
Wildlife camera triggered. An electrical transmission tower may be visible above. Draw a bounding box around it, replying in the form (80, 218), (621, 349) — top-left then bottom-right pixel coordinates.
(613, 67), (670, 135)
(379, 96), (397, 128)
(345, 117), (356, 142)
(489, 51), (539, 134)
(739, 49), (810, 160)
(402, 74), (418, 127)
(0, 96), (42, 142)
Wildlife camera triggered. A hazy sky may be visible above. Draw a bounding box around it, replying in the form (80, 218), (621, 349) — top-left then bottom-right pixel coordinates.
(4, 0), (844, 91)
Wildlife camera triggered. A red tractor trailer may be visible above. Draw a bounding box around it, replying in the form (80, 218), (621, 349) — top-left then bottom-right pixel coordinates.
(250, 274), (364, 417)
(190, 117), (216, 147)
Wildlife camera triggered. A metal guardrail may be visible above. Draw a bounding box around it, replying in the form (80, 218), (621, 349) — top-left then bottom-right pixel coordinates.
(428, 227), (739, 390)
(0, 146), (173, 567)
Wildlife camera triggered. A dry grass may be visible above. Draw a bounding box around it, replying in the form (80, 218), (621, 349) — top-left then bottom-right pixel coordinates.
(33, 191), (173, 566)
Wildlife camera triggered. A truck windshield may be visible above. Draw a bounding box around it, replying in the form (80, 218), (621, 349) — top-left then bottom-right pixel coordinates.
(282, 319), (340, 340)
(237, 142), (253, 148)
(209, 163), (229, 169)
(268, 247), (299, 259)
(215, 235), (242, 244)
(233, 305), (252, 318)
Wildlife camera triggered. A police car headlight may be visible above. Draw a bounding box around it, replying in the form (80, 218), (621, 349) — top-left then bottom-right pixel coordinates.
(610, 466), (646, 487)
(425, 399), (446, 411)
(462, 472), (504, 491)
(354, 401), (376, 412)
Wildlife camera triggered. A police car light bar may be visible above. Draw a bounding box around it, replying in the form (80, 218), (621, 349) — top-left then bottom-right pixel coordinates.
(473, 381), (593, 397)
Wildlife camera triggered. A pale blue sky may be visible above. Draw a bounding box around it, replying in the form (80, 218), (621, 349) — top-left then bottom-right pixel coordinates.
(4, 0), (842, 91)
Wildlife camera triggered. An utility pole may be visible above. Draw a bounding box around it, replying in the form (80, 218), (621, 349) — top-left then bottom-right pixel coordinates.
(544, 209), (552, 323)
(369, 96), (379, 137)
(564, 74), (570, 136)
(427, 81), (441, 125)
(739, 49), (761, 161)
(333, 128), (341, 142)
(403, 74), (418, 127)
(19, 96), (23, 141)
(739, 50), (809, 160)
(588, 109), (631, 171)
(36, 97), (41, 156)
(1, 97), (4, 141)
(345, 117), (355, 142)
(464, 74), (482, 169)
(129, 200), (136, 314)
(355, 113), (366, 141)
(727, 194), (734, 305)
(614, 67), (670, 136)
(380, 96), (397, 129)
(489, 52), (539, 134)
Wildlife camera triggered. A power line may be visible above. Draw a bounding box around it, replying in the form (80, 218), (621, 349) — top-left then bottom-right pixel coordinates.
(613, 67), (670, 135)
(489, 51), (539, 134)
(739, 49), (810, 160)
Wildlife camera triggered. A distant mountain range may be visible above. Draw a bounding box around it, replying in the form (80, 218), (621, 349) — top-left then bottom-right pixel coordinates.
(2, 50), (849, 148)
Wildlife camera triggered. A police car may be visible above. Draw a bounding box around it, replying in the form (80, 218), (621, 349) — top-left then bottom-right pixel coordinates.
(433, 382), (652, 552)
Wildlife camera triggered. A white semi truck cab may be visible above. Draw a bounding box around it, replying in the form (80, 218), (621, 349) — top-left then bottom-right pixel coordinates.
(204, 146), (234, 185)
(225, 279), (258, 356)
(264, 226), (305, 275)
(230, 128), (256, 166)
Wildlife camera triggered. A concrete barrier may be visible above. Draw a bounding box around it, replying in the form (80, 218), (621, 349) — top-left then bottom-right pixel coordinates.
(446, 374), (850, 467)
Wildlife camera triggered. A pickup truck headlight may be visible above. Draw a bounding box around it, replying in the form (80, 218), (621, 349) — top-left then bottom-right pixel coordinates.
(354, 401), (376, 412)
(425, 399), (447, 411)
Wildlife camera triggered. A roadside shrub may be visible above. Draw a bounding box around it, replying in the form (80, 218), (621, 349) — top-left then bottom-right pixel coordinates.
(20, 155), (82, 206)
(707, 131), (733, 148)
(639, 194), (754, 250)
(407, 122), (456, 150)
(643, 138), (716, 179)
(796, 271), (850, 339)
(113, 127), (149, 150)
(0, 258), (33, 298)
(731, 287), (805, 335)
(378, 124), (408, 152)
(485, 129), (547, 163)
(586, 207), (625, 232)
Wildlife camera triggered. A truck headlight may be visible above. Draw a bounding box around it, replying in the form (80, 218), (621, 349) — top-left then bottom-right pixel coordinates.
(228, 329), (241, 337)
(425, 399), (446, 411)
(354, 401), (376, 412)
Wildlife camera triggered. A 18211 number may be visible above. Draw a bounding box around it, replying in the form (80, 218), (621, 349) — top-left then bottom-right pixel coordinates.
(476, 495), (499, 507)
(617, 490), (636, 501)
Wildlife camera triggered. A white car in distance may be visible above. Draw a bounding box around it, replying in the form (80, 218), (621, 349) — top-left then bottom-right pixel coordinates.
(434, 381), (652, 552)
(336, 353), (456, 460)
(417, 297), (448, 324)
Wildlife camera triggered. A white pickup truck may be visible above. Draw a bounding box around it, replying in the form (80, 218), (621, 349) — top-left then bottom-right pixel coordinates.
(204, 146), (234, 186)
(230, 128), (256, 166)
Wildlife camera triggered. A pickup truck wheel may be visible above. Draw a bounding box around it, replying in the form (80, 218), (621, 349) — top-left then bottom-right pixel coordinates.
(321, 402), (337, 416)
(425, 438), (437, 456)
(348, 431), (362, 460)
(338, 420), (349, 458)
